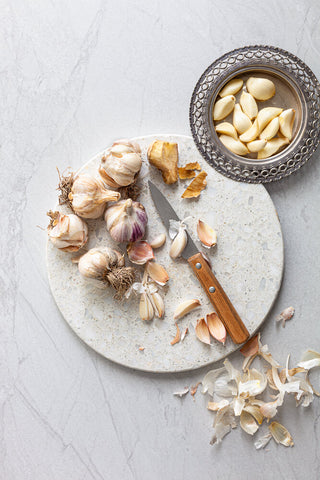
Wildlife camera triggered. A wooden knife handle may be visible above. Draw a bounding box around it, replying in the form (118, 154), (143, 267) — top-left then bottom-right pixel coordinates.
(188, 252), (249, 344)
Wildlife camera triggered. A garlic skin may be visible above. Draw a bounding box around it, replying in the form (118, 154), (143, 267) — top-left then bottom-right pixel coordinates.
(69, 175), (120, 219)
(197, 220), (217, 248)
(99, 139), (142, 188)
(105, 199), (148, 243)
(47, 211), (88, 252)
(127, 241), (154, 265)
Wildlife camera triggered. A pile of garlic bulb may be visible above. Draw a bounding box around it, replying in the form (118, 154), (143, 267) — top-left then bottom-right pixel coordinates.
(213, 76), (296, 159)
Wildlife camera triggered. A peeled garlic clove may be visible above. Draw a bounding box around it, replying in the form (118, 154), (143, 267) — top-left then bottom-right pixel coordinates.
(47, 211), (88, 252)
(239, 119), (259, 143)
(146, 261), (169, 286)
(247, 139), (267, 153)
(256, 107), (283, 133)
(127, 241), (154, 265)
(150, 291), (165, 318)
(215, 122), (238, 140)
(206, 312), (226, 344)
(259, 116), (279, 141)
(139, 293), (154, 321)
(99, 139), (142, 187)
(219, 78), (243, 97)
(170, 227), (187, 259)
(269, 421), (294, 447)
(149, 233), (166, 249)
(219, 135), (249, 156)
(239, 91), (258, 120)
(213, 95), (236, 121)
(279, 108), (295, 140)
(246, 77), (275, 101)
(257, 137), (289, 159)
(233, 104), (252, 134)
(173, 299), (201, 320)
(195, 318), (211, 345)
(197, 220), (217, 248)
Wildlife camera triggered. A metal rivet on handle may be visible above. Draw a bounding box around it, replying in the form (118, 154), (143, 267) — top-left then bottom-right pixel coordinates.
(195, 262), (202, 269)
(209, 286), (216, 293)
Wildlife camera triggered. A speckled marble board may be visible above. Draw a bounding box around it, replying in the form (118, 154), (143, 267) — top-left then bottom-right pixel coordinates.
(47, 134), (283, 372)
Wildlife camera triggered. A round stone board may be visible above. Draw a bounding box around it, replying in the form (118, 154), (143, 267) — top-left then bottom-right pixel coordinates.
(47, 134), (284, 373)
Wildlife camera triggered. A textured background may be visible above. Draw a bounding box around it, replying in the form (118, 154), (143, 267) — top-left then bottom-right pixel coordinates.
(1, 1), (320, 479)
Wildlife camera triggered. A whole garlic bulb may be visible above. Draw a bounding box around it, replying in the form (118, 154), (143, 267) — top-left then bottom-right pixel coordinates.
(47, 211), (88, 252)
(69, 174), (120, 219)
(78, 247), (135, 297)
(99, 139), (142, 188)
(104, 199), (148, 243)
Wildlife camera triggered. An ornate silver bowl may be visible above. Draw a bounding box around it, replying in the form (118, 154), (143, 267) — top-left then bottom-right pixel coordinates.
(189, 45), (320, 183)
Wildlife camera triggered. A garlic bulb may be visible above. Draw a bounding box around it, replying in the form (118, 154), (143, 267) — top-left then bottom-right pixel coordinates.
(78, 247), (135, 297)
(47, 211), (88, 252)
(105, 199), (148, 243)
(69, 174), (120, 219)
(99, 139), (142, 188)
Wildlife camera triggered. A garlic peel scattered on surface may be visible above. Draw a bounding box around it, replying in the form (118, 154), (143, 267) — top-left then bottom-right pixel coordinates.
(99, 139), (142, 187)
(173, 387), (189, 397)
(269, 421), (294, 447)
(127, 241), (154, 265)
(276, 306), (295, 328)
(181, 171), (207, 198)
(105, 199), (148, 243)
(47, 211), (88, 252)
(173, 299), (201, 320)
(197, 220), (217, 248)
(297, 349), (320, 370)
(171, 323), (181, 345)
(148, 140), (179, 184)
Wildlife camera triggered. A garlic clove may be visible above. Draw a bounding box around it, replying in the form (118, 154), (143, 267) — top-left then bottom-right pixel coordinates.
(219, 78), (243, 97)
(256, 107), (283, 133)
(127, 241), (154, 265)
(169, 227), (187, 258)
(139, 293), (154, 321)
(257, 137), (289, 159)
(219, 135), (249, 156)
(233, 103), (252, 134)
(149, 233), (166, 249)
(279, 108), (295, 140)
(246, 77), (276, 101)
(240, 410), (259, 435)
(150, 291), (165, 318)
(173, 299), (201, 320)
(146, 261), (169, 286)
(215, 122), (238, 140)
(259, 116), (279, 141)
(213, 95), (236, 121)
(206, 312), (227, 344)
(171, 323), (181, 345)
(195, 318), (211, 345)
(239, 91), (258, 120)
(99, 139), (142, 187)
(197, 220), (217, 248)
(269, 421), (294, 447)
(239, 118), (259, 143)
(247, 139), (267, 153)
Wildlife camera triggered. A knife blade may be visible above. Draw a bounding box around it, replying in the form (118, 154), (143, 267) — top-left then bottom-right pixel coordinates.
(148, 180), (249, 345)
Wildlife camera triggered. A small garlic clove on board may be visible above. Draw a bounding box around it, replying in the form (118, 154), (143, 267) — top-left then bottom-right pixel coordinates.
(233, 104), (252, 134)
(150, 291), (165, 318)
(213, 95), (236, 121)
(195, 318), (211, 345)
(206, 312), (227, 344)
(170, 227), (187, 259)
(149, 233), (166, 249)
(259, 116), (279, 141)
(239, 118), (259, 143)
(268, 421), (294, 447)
(197, 220), (217, 248)
(257, 137), (289, 159)
(215, 122), (238, 140)
(247, 139), (267, 153)
(173, 299), (201, 320)
(146, 261), (169, 286)
(279, 108), (295, 140)
(246, 77), (276, 101)
(219, 135), (249, 156)
(239, 91), (258, 120)
(127, 241), (154, 264)
(256, 107), (283, 133)
(139, 292), (154, 321)
(219, 78), (243, 97)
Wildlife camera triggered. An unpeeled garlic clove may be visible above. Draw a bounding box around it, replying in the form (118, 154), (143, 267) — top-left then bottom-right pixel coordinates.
(170, 227), (187, 259)
(279, 108), (295, 140)
(150, 291), (165, 318)
(206, 312), (226, 344)
(213, 95), (236, 121)
(256, 107), (283, 133)
(215, 122), (238, 140)
(233, 104), (252, 134)
(257, 137), (289, 159)
(219, 78), (243, 97)
(239, 119), (259, 143)
(247, 139), (267, 153)
(173, 299), (201, 320)
(268, 421), (294, 447)
(259, 116), (279, 141)
(195, 318), (211, 345)
(197, 220), (217, 248)
(219, 135), (249, 156)
(146, 261), (169, 286)
(149, 233), (166, 249)
(139, 292), (154, 321)
(127, 241), (154, 264)
(246, 77), (276, 101)
(239, 91), (258, 120)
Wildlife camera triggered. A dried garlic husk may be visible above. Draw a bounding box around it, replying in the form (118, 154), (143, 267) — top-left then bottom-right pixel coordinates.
(127, 241), (154, 265)
(169, 219), (188, 259)
(197, 220), (217, 248)
(69, 175), (120, 219)
(247, 139), (267, 153)
(148, 140), (179, 184)
(268, 421), (294, 447)
(146, 261), (169, 286)
(139, 292), (154, 321)
(206, 312), (226, 344)
(260, 392), (284, 419)
(195, 318), (211, 345)
(240, 410), (259, 435)
(239, 119), (259, 143)
(211, 404), (237, 444)
(219, 78), (243, 97)
(246, 77), (275, 101)
(149, 233), (166, 249)
(259, 116), (279, 141)
(215, 122), (238, 140)
(178, 162), (201, 179)
(240, 334), (259, 358)
(279, 108), (295, 140)
(243, 405), (263, 425)
(173, 299), (201, 320)
(238, 369), (267, 397)
(99, 139), (142, 187)
(202, 366), (236, 398)
(257, 137), (289, 159)
(181, 171), (207, 198)
(213, 95), (236, 121)
(297, 349), (320, 370)
(254, 433), (272, 450)
(173, 387), (189, 397)
(256, 107), (283, 133)
(105, 199), (148, 243)
(171, 323), (181, 345)
(207, 399), (230, 411)
(47, 211), (88, 252)
(233, 103), (252, 134)
(219, 135), (249, 156)
(276, 306), (294, 328)
(239, 91), (258, 120)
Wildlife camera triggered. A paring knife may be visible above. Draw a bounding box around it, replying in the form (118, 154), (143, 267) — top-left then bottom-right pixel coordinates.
(148, 181), (249, 345)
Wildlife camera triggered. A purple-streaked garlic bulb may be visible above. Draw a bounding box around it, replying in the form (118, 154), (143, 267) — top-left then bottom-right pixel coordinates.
(104, 199), (148, 243)
(47, 211), (88, 252)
